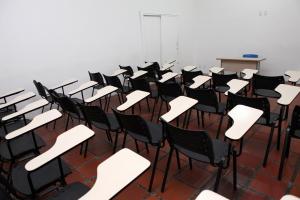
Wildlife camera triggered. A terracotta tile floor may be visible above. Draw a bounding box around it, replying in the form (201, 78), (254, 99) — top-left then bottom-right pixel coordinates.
(34, 91), (300, 200)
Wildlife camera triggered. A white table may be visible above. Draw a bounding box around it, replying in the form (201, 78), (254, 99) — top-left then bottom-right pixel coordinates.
(84, 86), (118, 104)
(50, 78), (78, 95)
(189, 75), (211, 89)
(2, 99), (49, 122)
(79, 148), (150, 200)
(195, 190), (228, 200)
(130, 70), (148, 79)
(112, 69), (127, 76)
(25, 125), (94, 172)
(225, 79), (249, 95)
(5, 109), (62, 140)
(0, 88), (24, 103)
(165, 59), (176, 64)
(160, 63), (174, 71)
(208, 67), (224, 76)
(158, 72), (178, 83)
(0, 92), (36, 110)
(217, 57), (266, 72)
(160, 96), (198, 123)
(275, 84), (300, 106)
(183, 65), (197, 72)
(117, 90), (150, 112)
(285, 70), (300, 85)
(281, 195), (300, 200)
(241, 69), (258, 80)
(68, 81), (98, 100)
(225, 105), (263, 140)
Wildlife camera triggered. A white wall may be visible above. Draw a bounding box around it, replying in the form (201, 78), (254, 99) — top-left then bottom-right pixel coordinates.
(194, 0), (300, 75)
(0, 0), (197, 97)
(1, 0), (300, 99)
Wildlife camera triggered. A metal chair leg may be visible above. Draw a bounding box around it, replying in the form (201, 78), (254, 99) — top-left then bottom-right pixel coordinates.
(216, 115), (224, 139)
(113, 132), (119, 153)
(65, 114), (70, 131)
(214, 163), (223, 192)
(161, 148), (174, 192)
(278, 134), (289, 180)
(175, 149), (181, 169)
(263, 125), (275, 167)
(148, 146), (160, 192)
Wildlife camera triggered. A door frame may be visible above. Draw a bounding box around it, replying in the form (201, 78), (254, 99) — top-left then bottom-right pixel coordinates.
(139, 12), (179, 64)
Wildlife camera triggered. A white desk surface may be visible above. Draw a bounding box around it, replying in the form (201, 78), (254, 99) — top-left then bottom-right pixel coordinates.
(183, 65), (197, 72)
(275, 84), (300, 106)
(160, 96), (198, 123)
(84, 86), (118, 103)
(0, 88), (24, 99)
(195, 190), (229, 200)
(241, 68), (258, 80)
(189, 75), (211, 89)
(0, 92), (35, 110)
(112, 69), (127, 76)
(5, 109), (62, 140)
(160, 63), (174, 71)
(208, 67), (224, 76)
(285, 70), (300, 83)
(68, 81), (98, 96)
(25, 125), (94, 172)
(159, 72), (178, 83)
(2, 99), (49, 122)
(225, 79), (249, 95)
(225, 105), (263, 140)
(139, 62), (153, 68)
(131, 70), (148, 79)
(50, 78), (78, 90)
(217, 57), (266, 62)
(281, 195), (300, 200)
(79, 148), (150, 200)
(117, 90), (150, 111)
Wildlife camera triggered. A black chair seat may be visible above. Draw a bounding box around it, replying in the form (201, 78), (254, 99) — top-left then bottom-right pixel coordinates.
(128, 122), (163, 145)
(47, 182), (89, 200)
(194, 103), (226, 114)
(11, 159), (71, 196)
(175, 139), (228, 164)
(0, 119), (31, 139)
(0, 105), (16, 118)
(254, 89), (281, 98)
(215, 86), (230, 93)
(69, 111), (85, 121)
(92, 113), (120, 131)
(0, 133), (45, 160)
(256, 112), (280, 125)
(161, 95), (176, 103)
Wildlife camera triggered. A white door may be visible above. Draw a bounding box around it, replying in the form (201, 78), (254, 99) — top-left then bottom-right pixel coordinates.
(141, 14), (178, 65)
(142, 15), (161, 63)
(161, 15), (178, 64)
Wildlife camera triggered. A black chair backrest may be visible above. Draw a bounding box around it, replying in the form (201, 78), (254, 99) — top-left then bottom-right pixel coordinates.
(56, 96), (81, 117)
(130, 77), (151, 93)
(137, 62), (162, 80)
(88, 71), (105, 86)
(185, 87), (219, 110)
(227, 92), (270, 124)
(157, 82), (182, 98)
(181, 70), (203, 85)
(212, 73), (238, 88)
(103, 75), (123, 90)
(33, 80), (47, 98)
(290, 105), (300, 137)
(164, 122), (215, 164)
(252, 74), (284, 90)
(112, 109), (153, 142)
(119, 65), (134, 77)
(78, 104), (110, 129)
